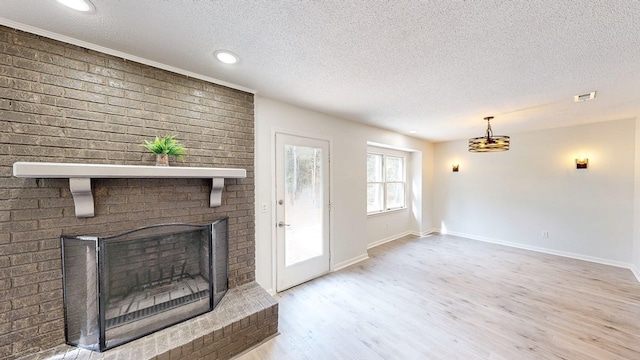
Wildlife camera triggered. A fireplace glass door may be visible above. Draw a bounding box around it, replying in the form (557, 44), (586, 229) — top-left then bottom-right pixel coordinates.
(61, 219), (228, 352)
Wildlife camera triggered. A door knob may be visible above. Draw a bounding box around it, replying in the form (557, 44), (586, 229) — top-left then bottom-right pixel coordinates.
(278, 221), (290, 227)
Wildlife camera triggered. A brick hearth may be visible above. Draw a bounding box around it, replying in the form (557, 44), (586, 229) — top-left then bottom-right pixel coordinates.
(18, 282), (278, 360)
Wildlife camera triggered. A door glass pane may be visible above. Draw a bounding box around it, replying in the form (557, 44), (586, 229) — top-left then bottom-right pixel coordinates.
(284, 144), (324, 266)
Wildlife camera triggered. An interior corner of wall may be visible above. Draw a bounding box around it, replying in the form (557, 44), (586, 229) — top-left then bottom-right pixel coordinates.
(634, 117), (640, 269)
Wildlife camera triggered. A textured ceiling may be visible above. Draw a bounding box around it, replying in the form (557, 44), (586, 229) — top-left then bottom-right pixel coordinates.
(1, 0), (639, 141)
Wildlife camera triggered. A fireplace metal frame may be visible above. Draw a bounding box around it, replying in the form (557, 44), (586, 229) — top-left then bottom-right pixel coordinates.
(61, 218), (229, 352)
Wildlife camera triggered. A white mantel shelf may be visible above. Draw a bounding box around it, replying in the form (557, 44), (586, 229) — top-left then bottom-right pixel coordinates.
(13, 162), (247, 218)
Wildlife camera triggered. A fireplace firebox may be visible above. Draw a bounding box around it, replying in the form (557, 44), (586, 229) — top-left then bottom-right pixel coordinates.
(61, 218), (229, 352)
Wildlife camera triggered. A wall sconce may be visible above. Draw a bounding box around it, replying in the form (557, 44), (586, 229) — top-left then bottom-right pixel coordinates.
(452, 164), (459, 172)
(576, 156), (588, 169)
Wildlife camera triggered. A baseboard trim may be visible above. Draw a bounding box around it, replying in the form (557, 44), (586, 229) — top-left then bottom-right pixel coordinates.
(367, 229), (440, 250)
(333, 253), (369, 271)
(367, 231), (413, 249)
(630, 265), (640, 282)
(264, 288), (276, 296)
(444, 230), (637, 279)
(419, 228), (440, 237)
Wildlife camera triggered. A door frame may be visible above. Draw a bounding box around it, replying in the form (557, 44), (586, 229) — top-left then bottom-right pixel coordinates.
(270, 128), (334, 293)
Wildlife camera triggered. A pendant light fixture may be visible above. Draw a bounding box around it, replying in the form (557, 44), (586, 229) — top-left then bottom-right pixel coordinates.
(468, 116), (510, 152)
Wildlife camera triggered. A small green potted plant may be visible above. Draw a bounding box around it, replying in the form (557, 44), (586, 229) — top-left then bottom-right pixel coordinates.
(142, 135), (187, 166)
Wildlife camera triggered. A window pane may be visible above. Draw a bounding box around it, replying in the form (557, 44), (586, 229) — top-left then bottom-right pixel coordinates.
(385, 156), (404, 182)
(367, 153), (383, 182)
(386, 183), (405, 209)
(367, 184), (383, 212)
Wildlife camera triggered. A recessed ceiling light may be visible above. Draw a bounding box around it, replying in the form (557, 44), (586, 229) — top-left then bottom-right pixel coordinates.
(57, 0), (95, 12)
(409, 130), (418, 134)
(214, 50), (239, 64)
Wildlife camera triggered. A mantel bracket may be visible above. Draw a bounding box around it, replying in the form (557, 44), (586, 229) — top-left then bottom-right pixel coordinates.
(69, 178), (94, 218)
(210, 178), (225, 208)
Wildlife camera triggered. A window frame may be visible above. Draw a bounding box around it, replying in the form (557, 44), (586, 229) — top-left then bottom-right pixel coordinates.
(367, 151), (407, 215)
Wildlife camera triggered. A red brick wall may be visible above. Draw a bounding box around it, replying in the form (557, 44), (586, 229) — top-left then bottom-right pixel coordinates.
(0, 26), (255, 359)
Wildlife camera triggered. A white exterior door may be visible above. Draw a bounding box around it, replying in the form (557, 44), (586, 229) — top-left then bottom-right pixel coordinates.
(275, 133), (330, 292)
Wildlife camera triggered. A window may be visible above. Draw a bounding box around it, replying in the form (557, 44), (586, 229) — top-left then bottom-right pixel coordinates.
(367, 152), (406, 214)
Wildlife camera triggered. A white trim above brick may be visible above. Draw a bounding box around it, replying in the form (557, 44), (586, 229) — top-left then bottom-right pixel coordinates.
(13, 162), (246, 218)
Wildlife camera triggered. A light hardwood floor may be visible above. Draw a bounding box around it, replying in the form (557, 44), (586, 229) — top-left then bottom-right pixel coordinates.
(235, 235), (640, 359)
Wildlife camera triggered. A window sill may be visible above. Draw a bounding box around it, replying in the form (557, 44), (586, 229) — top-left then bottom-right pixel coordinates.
(367, 207), (408, 217)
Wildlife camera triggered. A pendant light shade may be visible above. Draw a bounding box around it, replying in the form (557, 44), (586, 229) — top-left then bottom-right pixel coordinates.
(468, 116), (510, 152)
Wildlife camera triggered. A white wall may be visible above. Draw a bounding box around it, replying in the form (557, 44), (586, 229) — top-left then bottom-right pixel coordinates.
(255, 98), (638, 290)
(255, 97), (434, 293)
(433, 118), (636, 265)
(633, 118), (640, 277)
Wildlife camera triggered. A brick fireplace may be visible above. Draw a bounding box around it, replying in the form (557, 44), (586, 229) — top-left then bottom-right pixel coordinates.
(0, 26), (276, 359)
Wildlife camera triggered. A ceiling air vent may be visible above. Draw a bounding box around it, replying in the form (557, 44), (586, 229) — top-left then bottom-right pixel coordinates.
(574, 91), (596, 102)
